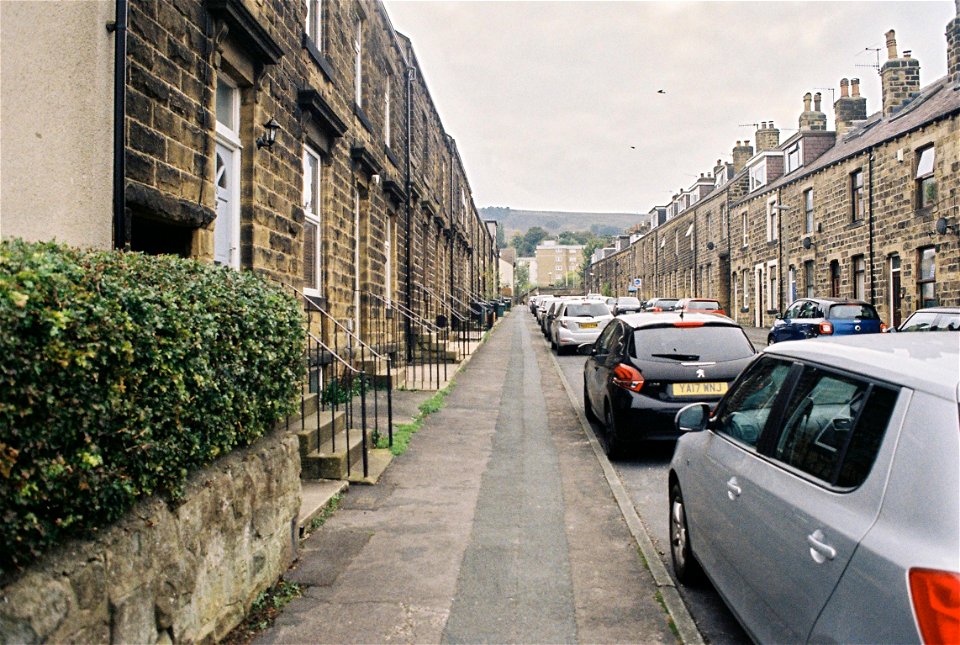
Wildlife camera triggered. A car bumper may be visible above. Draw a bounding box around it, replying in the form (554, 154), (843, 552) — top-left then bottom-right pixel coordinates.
(612, 391), (723, 441)
(557, 327), (602, 345)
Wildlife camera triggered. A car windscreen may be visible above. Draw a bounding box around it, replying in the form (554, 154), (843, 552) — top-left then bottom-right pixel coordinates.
(900, 311), (960, 331)
(829, 304), (879, 320)
(564, 303), (610, 317)
(632, 325), (755, 362)
(655, 299), (679, 308)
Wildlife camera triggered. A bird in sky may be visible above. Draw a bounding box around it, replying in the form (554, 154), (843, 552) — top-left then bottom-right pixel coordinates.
(657, 89), (666, 94)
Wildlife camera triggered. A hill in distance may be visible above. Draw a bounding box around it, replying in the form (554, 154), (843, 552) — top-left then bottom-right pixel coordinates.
(480, 206), (641, 240)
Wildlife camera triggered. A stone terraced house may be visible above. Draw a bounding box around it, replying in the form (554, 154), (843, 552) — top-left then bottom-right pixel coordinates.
(2, 0), (496, 367)
(589, 11), (960, 331)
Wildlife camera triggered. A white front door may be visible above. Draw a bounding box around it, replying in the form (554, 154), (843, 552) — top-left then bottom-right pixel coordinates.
(214, 142), (240, 268)
(754, 264), (764, 327)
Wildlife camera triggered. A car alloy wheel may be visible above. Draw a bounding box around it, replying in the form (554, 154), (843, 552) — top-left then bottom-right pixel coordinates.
(669, 483), (702, 584)
(603, 401), (623, 459)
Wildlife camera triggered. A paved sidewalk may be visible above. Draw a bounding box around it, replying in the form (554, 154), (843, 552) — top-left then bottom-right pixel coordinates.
(256, 312), (677, 644)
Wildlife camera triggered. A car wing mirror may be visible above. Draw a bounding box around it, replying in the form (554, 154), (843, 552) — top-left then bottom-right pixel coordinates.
(675, 403), (711, 433)
(577, 343), (596, 356)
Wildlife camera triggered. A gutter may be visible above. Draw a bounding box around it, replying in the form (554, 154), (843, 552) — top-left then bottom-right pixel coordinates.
(109, 0), (129, 249)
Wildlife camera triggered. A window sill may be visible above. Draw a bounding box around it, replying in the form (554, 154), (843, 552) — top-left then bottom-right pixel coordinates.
(914, 206), (935, 219)
(354, 103), (373, 134)
(384, 145), (399, 168)
(845, 220), (865, 231)
(303, 35), (335, 82)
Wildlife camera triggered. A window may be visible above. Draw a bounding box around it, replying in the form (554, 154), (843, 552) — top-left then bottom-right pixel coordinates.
(787, 266), (796, 304)
(773, 367), (898, 487)
(852, 255), (865, 300)
(306, 0), (322, 47)
(851, 169), (864, 221)
(675, 231), (679, 256)
(720, 205), (727, 239)
(830, 260), (841, 297)
(804, 260), (815, 298)
(384, 74), (392, 147)
(749, 161), (767, 191)
(741, 211), (748, 247)
(742, 269), (750, 309)
(706, 264), (713, 298)
(916, 146), (936, 209)
(733, 272), (739, 310)
(354, 16), (363, 107)
(785, 142), (802, 174)
(714, 356), (793, 447)
(803, 189), (814, 234)
(704, 214), (711, 240)
(687, 223), (694, 250)
(918, 246), (937, 307)
(767, 261), (777, 311)
(303, 146), (322, 294)
(767, 199), (778, 242)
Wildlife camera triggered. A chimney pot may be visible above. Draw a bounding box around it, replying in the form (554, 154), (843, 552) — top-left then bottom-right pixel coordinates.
(840, 78), (850, 98)
(904, 50), (912, 58)
(886, 29), (898, 60)
(803, 92), (812, 111)
(851, 78), (861, 97)
(814, 92), (822, 111)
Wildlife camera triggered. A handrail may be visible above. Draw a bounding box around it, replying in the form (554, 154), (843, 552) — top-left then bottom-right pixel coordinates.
(448, 288), (484, 314)
(285, 283), (387, 361)
(311, 333), (360, 373)
(369, 291), (442, 333)
(416, 284), (467, 321)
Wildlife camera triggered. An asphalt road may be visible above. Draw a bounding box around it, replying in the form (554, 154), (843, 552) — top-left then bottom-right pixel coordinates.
(537, 315), (754, 645)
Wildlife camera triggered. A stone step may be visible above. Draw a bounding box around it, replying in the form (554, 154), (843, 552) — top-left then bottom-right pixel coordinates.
(275, 391), (320, 432)
(296, 479), (349, 540)
(347, 448), (393, 485)
(302, 427), (376, 480)
(294, 408), (348, 457)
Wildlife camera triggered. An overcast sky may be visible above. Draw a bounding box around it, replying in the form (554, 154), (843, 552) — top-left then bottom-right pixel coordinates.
(383, 1), (955, 214)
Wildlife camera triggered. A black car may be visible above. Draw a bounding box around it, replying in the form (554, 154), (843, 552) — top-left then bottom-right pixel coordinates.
(582, 313), (756, 458)
(642, 297), (679, 312)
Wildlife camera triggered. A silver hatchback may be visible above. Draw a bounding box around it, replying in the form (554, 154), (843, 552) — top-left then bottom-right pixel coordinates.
(669, 334), (960, 643)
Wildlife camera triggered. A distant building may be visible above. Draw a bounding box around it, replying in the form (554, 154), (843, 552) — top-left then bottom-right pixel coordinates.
(536, 241), (584, 286)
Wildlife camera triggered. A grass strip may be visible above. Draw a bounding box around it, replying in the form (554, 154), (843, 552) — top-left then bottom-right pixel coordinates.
(377, 381), (455, 456)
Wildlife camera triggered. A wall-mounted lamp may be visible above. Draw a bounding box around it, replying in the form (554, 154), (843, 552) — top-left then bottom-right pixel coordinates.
(802, 236), (816, 250)
(256, 117), (281, 149)
(935, 217), (959, 236)
(706, 241), (715, 251)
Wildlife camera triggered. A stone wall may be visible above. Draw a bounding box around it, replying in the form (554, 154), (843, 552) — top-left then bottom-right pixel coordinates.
(0, 430), (300, 644)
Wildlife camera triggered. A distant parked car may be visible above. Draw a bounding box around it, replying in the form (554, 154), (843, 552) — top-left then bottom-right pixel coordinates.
(643, 297), (679, 312)
(582, 312), (756, 458)
(549, 301), (613, 353)
(669, 333), (960, 644)
(613, 296), (643, 316)
(676, 298), (726, 316)
(767, 298), (885, 345)
(892, 306), (960, 332)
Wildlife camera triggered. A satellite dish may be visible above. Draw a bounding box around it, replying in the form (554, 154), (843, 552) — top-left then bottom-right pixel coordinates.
(935, 217), (949, 235)
(706, 241), (715, 251)
(802, 236), (813, 250)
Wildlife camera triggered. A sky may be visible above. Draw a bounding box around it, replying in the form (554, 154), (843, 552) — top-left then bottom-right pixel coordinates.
(383, 1), (955, 214)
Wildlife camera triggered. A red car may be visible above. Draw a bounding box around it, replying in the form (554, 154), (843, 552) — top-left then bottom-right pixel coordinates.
(676, 298), (726, 316)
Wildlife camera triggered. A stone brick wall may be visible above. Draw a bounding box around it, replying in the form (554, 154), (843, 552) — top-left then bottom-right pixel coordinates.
(0, 429), (300, 644)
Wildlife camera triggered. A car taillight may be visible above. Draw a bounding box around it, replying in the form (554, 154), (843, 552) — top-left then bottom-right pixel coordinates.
(652, 307), (662, 312)
(819, 321), (834, 335)
(674, 321), (705, 328)
(881, 322), (888, 332)
(612, 363), (644, 392)
(910, 568), (960, 644)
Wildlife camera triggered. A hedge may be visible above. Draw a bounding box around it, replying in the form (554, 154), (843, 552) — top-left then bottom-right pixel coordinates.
(0, 240), (305, 576)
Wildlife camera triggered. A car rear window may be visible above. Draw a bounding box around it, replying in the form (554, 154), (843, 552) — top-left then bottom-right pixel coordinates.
(829, 304), (879, 320)
(655, 299), (679, 308)
(618, 298), (641, 306)
(632, 325), (755, 362)
(687, 301), (721, 311)
(565, 303), (610, 317)
(900, 311), (960, 331)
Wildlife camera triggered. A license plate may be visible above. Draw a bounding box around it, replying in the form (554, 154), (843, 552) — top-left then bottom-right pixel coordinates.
(670, 382), (728, 397)
(579, 322), (598, 329)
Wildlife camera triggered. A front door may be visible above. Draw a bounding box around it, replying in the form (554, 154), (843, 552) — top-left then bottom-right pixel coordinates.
(754, 264), (764, 328)
(889, 255), (902, 328)
(214, 142), (240, 268)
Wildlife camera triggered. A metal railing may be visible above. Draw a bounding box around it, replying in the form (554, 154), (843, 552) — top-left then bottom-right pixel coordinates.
(365, 290), (448, 391)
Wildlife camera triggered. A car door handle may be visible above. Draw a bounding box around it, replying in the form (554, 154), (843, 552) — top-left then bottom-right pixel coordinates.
(807, 529), (837, 563)
(726, 477), (741, 500)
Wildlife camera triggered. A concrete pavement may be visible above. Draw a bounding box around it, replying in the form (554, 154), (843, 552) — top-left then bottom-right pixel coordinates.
(256, 312), (681, 644)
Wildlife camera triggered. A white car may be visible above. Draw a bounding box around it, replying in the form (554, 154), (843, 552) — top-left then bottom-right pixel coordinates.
(549, 300), (613, 353)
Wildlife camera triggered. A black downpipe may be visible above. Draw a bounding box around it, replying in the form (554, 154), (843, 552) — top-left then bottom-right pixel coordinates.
(111, 0), (129, 250)
(868, 149), (876, 305)
(404, 66), (414, 360)
(777, 189), (784, 313)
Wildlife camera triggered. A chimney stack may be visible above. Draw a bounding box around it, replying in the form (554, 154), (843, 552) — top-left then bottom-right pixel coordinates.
(799, 91), (827, 131)
(755, 121), (780, 151)
(948, 0), (960, 87)
(835, 77), (868, 136)
(881, 29), (921, 116)
(732, 140), (754, 172)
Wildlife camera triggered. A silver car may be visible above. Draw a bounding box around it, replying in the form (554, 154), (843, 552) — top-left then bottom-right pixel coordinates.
(669, 334), (960, 643)
(549, 300), (612, 353)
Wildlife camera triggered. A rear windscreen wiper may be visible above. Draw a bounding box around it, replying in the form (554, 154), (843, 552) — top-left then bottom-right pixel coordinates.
(650, 353), (700, 361)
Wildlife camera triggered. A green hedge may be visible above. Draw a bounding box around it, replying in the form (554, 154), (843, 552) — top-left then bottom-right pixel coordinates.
(0, 240), (305, 575)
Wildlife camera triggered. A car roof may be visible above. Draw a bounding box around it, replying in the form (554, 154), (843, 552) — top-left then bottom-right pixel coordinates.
(796, 297), (873, 307)
(764, 333), (960, 401)
(908, 306), (960, 314)
(618, 312), (741, 329)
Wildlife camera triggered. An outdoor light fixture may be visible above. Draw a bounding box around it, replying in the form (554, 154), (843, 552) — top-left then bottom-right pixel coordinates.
(256, 117), (281, 149)
(935, 217), (959, 236)
(802, 236), (816, 250)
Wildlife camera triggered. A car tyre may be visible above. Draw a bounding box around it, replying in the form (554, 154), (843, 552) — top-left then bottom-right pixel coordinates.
(583, 382), (597, 422)
(670, 483), (703, 585)
(603, 401), (625, 459)
(767, 334), (775, 345)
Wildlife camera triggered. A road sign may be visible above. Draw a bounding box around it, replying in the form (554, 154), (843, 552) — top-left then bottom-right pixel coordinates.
(633, 278), (641, 287)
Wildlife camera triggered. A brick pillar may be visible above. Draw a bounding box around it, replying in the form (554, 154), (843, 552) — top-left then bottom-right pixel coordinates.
(732, 141), (754, 173)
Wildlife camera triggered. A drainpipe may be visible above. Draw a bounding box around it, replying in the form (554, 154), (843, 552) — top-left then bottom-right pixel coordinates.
(109, 0), (129, 249)
(868, 148), (876, 305)
(404, 65), (414, 358)
(777, 188), (783, 313)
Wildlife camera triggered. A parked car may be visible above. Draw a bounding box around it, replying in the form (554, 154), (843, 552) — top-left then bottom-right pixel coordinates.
(767, 298), (885, 345)
(612, 296), (643, 316)
(676, 297), (726, 316)
(549, 300), (613, 353)
(542, 298), (574, 337)
(892, 306), (960, 332)
(643, 297), (679, 312)
(535, 295), (557, 323)
(669, 333), (960, 644)
(582, 313), (756, 458)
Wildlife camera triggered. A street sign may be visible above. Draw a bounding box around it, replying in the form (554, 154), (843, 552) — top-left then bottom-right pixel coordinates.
(633, 278), (641, 287)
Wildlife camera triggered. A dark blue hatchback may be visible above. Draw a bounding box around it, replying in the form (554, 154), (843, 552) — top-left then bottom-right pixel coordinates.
(767, 297), (885, 344)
